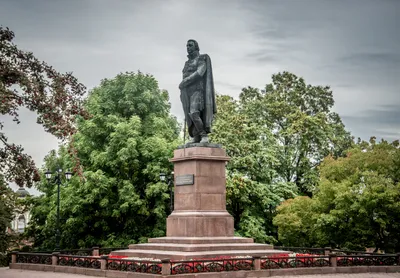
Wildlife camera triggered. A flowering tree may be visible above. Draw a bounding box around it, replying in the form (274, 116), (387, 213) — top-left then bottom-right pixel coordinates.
(0, 26), (88, 187)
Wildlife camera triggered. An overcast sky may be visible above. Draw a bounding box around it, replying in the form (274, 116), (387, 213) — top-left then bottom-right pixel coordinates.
(1, 0), (399, 194)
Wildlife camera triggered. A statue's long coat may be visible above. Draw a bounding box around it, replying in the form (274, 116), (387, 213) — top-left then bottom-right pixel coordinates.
(180, 54), (216, 137)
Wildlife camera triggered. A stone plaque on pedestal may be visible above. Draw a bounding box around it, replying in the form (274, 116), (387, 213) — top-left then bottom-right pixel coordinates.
(175, 174), (194, 186)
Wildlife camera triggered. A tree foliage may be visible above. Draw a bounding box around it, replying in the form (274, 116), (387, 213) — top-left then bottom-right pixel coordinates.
(211, 71), (351, 242)
(274, 138), (400, 252)
(0, 175), (16, 253)
(26, 72), (180, 249)
(240, 72), (352, 195)
(0, 26), (88, 187)
(273, 196), (315, 247)
(211, 94), (297, 243)
(0, 175), (29, 265)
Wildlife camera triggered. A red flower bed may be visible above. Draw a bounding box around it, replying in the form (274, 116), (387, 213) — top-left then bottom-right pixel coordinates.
(108, 255), (128, 259)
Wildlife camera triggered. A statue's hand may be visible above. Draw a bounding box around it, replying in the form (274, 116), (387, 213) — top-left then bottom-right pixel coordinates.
(179, 79), (186, 89)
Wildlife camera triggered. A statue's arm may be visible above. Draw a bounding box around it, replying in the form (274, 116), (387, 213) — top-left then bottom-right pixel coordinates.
(181, 58), (206, 87)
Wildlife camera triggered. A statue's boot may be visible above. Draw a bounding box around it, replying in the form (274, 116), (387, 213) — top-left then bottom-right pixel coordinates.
(189, 112), (208, 143)
(189, 135), (201, 144)
(186, 123), (201, 144)
(200, 135), (209, 143)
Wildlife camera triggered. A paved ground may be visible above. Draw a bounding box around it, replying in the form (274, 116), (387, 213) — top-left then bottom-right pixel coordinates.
(278, 275), (400, 278)
(1, 268), (400, 277)
(0, 268), (89, 277)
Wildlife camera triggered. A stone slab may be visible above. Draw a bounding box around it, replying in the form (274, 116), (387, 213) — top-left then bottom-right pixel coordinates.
(128, 243), (273, 252)
(166, 212), (234, 237)
(177, 143), (222, 149)
(148, 236), (254, 244)
(171, 147), (229, 161)
(111, 248), (289, 260)
(172, 193), (226, 210)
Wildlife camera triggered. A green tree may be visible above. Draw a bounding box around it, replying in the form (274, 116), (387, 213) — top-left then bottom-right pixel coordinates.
(274, 138), (400, 252)
(210, 71), (352, 242)
(240, 72), (353, 195)
(0, 175), (28, 265)
(314, 138), (400, 251)
(0, 176), (15, 253)
(273, 196), (315, 247)
(211, 95), (297, 243)
(27, 72), (180, 249)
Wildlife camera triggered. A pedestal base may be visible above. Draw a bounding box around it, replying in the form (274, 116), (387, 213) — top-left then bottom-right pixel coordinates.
(111, 237), (289, 260)
(166, 211), (234, 237)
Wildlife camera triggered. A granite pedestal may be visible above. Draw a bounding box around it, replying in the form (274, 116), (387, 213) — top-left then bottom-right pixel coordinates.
(111, 145), (289, 259)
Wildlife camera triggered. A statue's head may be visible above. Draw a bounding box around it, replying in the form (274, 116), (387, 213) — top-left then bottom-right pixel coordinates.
(187, 39), (199, 54)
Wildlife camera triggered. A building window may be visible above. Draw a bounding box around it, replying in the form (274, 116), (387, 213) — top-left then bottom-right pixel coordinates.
(18, 215), (26, 233)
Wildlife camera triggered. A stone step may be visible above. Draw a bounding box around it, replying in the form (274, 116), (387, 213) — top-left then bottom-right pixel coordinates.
(128, 243), (273, 252)
(110, 249), (290, 260)
(148, 236), (254, 244)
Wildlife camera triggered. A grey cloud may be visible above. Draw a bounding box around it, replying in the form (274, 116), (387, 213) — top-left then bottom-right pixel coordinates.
(344, 105), (400, 126)
(338, 53), (400, 68)
(251, 29), (293, 41)
(341, 104), (400, 140)
(215, 81), (244, 92)
(377, 131), (400, 139)
(379, 104), (400, 111)
(246, 50), (282, 63)
(334, 84), (355, 89)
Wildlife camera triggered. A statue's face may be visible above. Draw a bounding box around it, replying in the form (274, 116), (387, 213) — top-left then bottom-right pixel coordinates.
(186, 41), (196, 54)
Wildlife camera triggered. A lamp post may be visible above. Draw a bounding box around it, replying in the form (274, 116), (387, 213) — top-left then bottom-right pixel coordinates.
(45, 168), (72, 250)
(160, 172), (174, 213)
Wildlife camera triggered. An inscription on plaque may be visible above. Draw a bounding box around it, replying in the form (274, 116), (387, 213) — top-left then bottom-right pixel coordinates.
(175, 174), (194, 186)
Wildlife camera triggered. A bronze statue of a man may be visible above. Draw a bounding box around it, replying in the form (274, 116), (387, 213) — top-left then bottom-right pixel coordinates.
(179, 39), (216, 144)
